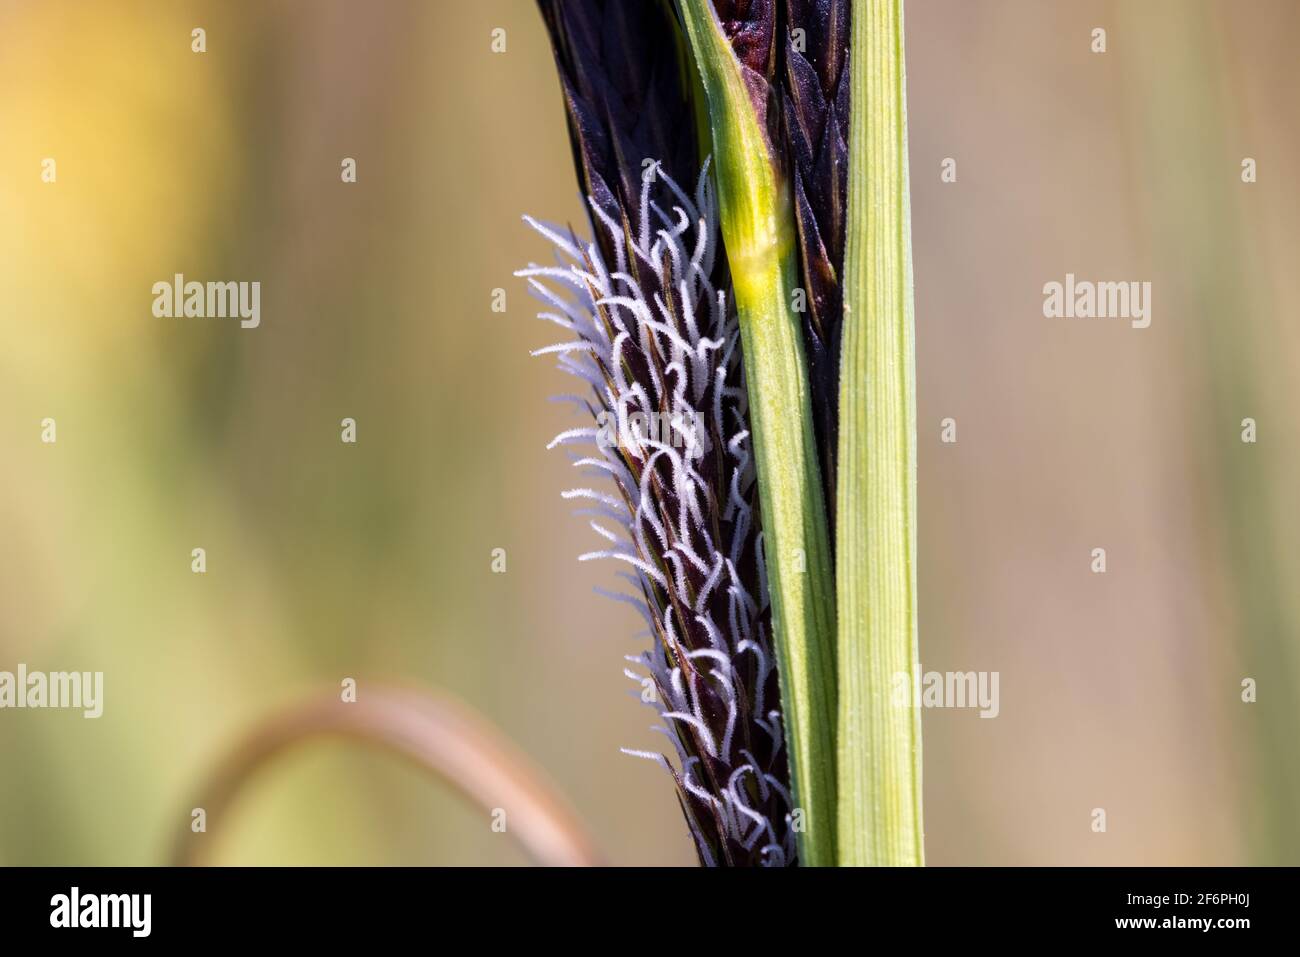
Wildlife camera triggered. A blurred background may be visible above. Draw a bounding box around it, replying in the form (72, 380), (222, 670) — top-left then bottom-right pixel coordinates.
(0, 0), (1295, 865)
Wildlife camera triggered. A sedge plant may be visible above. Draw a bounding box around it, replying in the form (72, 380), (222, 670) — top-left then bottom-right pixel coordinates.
(525, 0), (921, 866)
(172, 0), (921, 870)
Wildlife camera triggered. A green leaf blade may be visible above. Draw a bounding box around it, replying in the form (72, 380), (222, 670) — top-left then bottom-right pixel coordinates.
(677, 0), (840, 867)
(836, 0), (924, 867)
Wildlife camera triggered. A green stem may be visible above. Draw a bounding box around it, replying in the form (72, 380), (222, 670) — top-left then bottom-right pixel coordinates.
(677, 0), (839, 867)
(837, 0), (924, 866)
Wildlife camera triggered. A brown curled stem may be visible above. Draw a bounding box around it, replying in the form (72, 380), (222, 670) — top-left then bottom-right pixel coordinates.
(172, 685), (603, 867)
